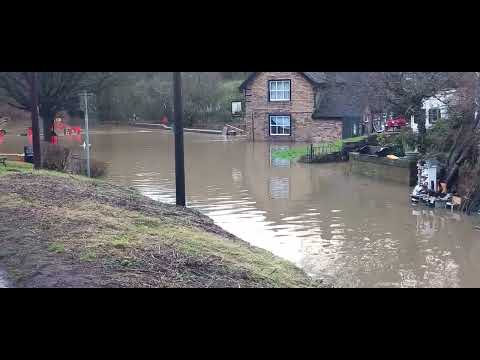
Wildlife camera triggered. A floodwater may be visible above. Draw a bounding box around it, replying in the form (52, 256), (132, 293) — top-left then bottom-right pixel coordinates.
(2, 127), (480, 287)
(0, 269), (9, 288)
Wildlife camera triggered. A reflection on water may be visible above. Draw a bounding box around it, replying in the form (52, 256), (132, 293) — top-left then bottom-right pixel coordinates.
(2, 127), (480, 287)
(269, 177), (290, 200)
(270, 145), (291, 168)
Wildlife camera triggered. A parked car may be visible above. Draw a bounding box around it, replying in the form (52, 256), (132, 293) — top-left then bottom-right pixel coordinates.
(385, 116), (407, 131)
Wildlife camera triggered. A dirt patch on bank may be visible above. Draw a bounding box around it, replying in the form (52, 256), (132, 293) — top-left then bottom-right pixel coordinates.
(0, 171), (325, 288)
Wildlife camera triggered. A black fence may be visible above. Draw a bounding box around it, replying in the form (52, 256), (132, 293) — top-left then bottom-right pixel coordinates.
(305, 143), (342, 162)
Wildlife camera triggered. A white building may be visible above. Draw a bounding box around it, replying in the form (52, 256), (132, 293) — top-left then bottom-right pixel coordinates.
(410, 89), (457, 132)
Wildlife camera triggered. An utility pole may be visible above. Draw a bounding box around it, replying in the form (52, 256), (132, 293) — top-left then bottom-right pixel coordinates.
(173, 72), (186, 206)
(83, 91), (91, 177)
(30, 72), (41, 169)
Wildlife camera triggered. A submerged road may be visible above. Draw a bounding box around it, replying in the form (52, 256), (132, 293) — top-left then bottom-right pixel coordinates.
(0, 268), (9, 288)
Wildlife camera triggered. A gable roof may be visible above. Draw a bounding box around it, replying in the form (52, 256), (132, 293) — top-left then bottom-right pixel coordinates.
(313, 73), (369, 118)
(313, 86), (365, 119)
(303, 72), (346, 85)
(239, 72), (345, 91)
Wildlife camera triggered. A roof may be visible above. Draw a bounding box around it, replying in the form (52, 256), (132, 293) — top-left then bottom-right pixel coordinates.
(238, 72), (368, 118)
(313, 73), (368, 119)
(303, 72), (346, 85)
(313, 90), (366, 119)
(239, 72), (345, 91)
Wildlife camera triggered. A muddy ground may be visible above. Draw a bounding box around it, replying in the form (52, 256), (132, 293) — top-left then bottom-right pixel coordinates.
(0, 168), (325, 288)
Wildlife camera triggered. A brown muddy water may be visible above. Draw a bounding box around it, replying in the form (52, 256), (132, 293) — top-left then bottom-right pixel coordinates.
(2, 126), (480, 287)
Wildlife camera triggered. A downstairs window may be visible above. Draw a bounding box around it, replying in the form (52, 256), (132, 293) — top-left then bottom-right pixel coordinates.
(269, 115), (291, 136)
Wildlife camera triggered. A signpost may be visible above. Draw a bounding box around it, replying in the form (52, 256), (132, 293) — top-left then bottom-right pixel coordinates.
(80, 91), (95, 177)
(173, 72), (186, 207)
(84, 91), (91, 177)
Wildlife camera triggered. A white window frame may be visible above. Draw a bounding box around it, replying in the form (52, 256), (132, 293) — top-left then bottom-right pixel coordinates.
(269, 115), (291, 136)
(231, 101), (242, 116)
(269, 80), (291, 102)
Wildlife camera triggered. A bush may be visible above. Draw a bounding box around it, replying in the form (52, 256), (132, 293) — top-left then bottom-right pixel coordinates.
(80, 158), (109, 178)
(399, 128), (417, 152)
(425, 119), (452, 154)
(40, 143), (108, 178)
(376, 129), (416, 155)
(41, 143), (72, 171)
(376, 132), (391, 147)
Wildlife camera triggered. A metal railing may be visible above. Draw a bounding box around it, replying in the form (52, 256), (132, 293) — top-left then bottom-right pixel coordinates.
(306, 143), (342, 161)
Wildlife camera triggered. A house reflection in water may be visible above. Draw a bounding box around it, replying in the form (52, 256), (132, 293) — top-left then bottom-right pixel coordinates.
(269, 145), (291, 168)
(269, 176), (290, 200)
(268, 145), (291, 200)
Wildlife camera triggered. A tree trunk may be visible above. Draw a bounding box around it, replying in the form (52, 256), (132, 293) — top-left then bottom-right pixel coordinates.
(445, 73), (480, 188)
(40, 109), (55, 142)
(446, 144), (471, 187)
(415, 106), (427, 154)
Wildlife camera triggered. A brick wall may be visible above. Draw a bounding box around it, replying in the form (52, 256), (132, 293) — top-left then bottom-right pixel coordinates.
(243, 72), (343, 143)
(300, 119), (343, 143)
(349, 152), (417, 186)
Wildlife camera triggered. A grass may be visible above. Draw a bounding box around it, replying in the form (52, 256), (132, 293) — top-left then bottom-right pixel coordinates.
(0, 161), (103, 184)
(0, 161), (33, 175)
(48, 243), (65, 254)
(271, 136), (367, 161)
(0, 168), (325, 288)
(272, 147), (309, 160)
(341, 135), (367, 144)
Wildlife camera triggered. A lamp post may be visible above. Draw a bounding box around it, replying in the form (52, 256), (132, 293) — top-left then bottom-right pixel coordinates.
(30, 72), (41, 169)
(173, 72), (186, 207)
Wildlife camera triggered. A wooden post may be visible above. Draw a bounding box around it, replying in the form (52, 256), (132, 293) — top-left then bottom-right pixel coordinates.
(173, 72), (186, 207)
(30, 72), (41, 169)
(251, 112), (255, 141)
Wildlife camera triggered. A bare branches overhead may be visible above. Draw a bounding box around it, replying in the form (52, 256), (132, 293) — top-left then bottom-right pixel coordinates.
(0, 72), (120, 141)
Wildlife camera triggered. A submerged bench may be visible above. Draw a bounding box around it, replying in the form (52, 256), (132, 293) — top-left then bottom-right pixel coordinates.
(0, 157), (6, 167)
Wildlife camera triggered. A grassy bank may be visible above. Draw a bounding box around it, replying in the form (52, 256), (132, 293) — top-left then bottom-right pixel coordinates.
(272, 136), (367, 161)
(0, 162), (325, 288)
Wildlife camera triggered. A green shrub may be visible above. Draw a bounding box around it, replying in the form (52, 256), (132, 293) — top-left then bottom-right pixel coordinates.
(399, 128), (417, 152)
(377, 129), (416, 155)
(425, 119), (452, 154)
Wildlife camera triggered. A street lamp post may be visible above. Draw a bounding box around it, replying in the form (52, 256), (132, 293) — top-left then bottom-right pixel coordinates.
(173, 72), (186, 207)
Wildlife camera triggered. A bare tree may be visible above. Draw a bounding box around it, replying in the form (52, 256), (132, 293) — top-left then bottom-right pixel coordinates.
(364, 72), (451, 153)
(0, 72), (120, 141)
(441, 72), (480, 187)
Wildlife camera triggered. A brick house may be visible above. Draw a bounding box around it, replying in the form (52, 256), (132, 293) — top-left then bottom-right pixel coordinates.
(239, 72), (368, 143)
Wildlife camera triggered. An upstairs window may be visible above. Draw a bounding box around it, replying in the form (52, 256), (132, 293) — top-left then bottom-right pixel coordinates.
(269, 80), (291, 102)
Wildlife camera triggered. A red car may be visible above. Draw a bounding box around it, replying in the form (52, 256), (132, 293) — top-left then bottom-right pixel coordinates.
(386, 116), (408, 131)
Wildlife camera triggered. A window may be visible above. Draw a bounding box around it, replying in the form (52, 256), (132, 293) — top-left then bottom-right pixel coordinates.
(269, 115), (291, 136)
(269, 80), (291, 101)
(428, 108), (441, 123)
(231, 101), (242, 116)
